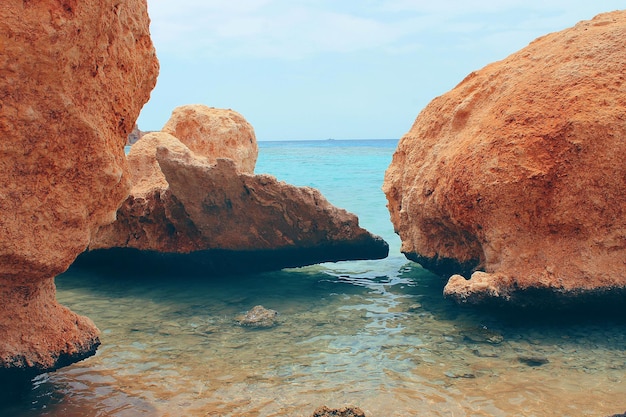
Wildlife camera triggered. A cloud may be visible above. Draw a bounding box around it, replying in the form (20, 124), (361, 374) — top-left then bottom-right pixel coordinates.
(146, 0), (623, 62)
(147, 1), (434, 59)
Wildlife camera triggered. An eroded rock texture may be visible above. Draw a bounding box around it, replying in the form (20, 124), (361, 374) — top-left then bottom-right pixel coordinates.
(0, 0), (158, 378)
(82, 124), (388, 274)
(383, 11), (626, 307)
(162, 104), (258, 173)
(236, 305), (279, 328)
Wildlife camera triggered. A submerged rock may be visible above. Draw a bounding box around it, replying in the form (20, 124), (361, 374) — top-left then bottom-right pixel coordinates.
(0, 0), (158, 378)
(311, 406), (367, 417)
(518, 356), (549, 367)
(472, 348), (499, 358)
(383, 11), (626, 307)
(462, 325), (504, 345)
(80, 112), (388, 275)
(444, 370), (476, 379)
(236, 305), (279, 328)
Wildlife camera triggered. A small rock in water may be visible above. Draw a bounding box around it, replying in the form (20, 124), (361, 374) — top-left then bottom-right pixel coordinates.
(463, 325), (504, 345)
(472, 348), (499, 358)
(444, 370), (476, 379)
(407, 303), (422, 312)
(518, 356), (550, 367)
(311, 406), (366, 417)
(235, 305), (278, 328)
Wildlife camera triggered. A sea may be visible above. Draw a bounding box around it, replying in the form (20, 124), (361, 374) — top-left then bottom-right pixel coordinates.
(2, 139), (625, 417)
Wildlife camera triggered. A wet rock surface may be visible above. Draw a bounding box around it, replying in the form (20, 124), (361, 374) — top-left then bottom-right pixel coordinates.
(383, 11), (626, 307)
(235, 305), (279, 328)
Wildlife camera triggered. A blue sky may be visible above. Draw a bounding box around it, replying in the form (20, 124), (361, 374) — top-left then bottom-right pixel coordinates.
(137, 1), (624, 140)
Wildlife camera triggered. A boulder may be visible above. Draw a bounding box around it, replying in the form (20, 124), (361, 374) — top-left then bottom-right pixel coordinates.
(162, 104), (258, 173)
(86, 131), (206, 254)
(0, 0), (158, 379)
(236, 305), (279, 328)
(80, 130), (388, 274)
(383, 11), (626, 307)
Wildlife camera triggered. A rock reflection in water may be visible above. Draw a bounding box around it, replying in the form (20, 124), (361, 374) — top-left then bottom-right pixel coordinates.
(2, 257), (625, 417)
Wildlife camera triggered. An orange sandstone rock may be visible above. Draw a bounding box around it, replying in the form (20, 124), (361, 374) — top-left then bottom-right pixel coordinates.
(0, 0), (158, 377)
(162, 104), (258, 173)
(383, 11), (626, 307)
(84, 129), (388, 274)
(88, 132), (201, 253)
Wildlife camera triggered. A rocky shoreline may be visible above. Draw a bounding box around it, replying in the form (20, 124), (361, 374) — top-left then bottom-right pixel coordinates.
(1, 2), (625, 414)
(0, 6), (386, 380)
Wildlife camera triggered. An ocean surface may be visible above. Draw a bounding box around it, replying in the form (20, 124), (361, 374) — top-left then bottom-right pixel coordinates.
(3, 139), (625, 416)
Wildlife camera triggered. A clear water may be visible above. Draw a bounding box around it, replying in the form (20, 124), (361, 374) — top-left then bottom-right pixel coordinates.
(3, 140), (625, 417)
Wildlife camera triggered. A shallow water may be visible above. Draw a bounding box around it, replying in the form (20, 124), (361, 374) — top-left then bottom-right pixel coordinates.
(3, 140), (625, 416)
(6, 259), (626, 417)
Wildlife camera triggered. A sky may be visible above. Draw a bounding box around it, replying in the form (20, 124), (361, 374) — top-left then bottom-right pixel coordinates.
(137, 1), (625, 141)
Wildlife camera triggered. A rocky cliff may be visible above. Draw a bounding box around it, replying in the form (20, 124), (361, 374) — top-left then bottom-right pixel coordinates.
(383, 11), (626, 307)
(0, 0), (158, 379)
(80, 109), (388, 274)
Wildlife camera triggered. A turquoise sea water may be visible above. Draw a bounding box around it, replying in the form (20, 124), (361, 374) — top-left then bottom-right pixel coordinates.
(2, 139), (625, 416)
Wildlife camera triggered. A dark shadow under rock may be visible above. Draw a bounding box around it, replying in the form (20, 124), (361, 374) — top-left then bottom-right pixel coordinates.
(404, 251), (480, 279)
(85, 137), (388, 275)
(73, 236), (388, 277)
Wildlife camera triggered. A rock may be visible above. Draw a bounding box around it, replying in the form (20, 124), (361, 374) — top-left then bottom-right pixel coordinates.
(80, 130), (388, 274)
(235, 305), (278, 328)
(0, 0), (158, 379)
(472, 348), (499, 358)
(311, 406), (367, 417)
(462, 325), (504, 345)
(383, 11), (626, 307)
(407, 303), (422, 312)
(518, 356), (550, 367)
(127, 124), (144, 145)
(162, 104), (258, 173)
(444, 370), (476, 379)
(85, 132), (202, 253)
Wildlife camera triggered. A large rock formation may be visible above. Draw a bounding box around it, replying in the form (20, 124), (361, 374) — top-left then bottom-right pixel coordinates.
(383, 11), (626, 307)
(0, 0), (158, 380)
(79, 115), (388, 274)
(162, 104), (258, 173)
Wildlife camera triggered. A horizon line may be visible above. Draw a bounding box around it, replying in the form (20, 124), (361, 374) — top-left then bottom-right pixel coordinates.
(257, 137), (399, 142)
